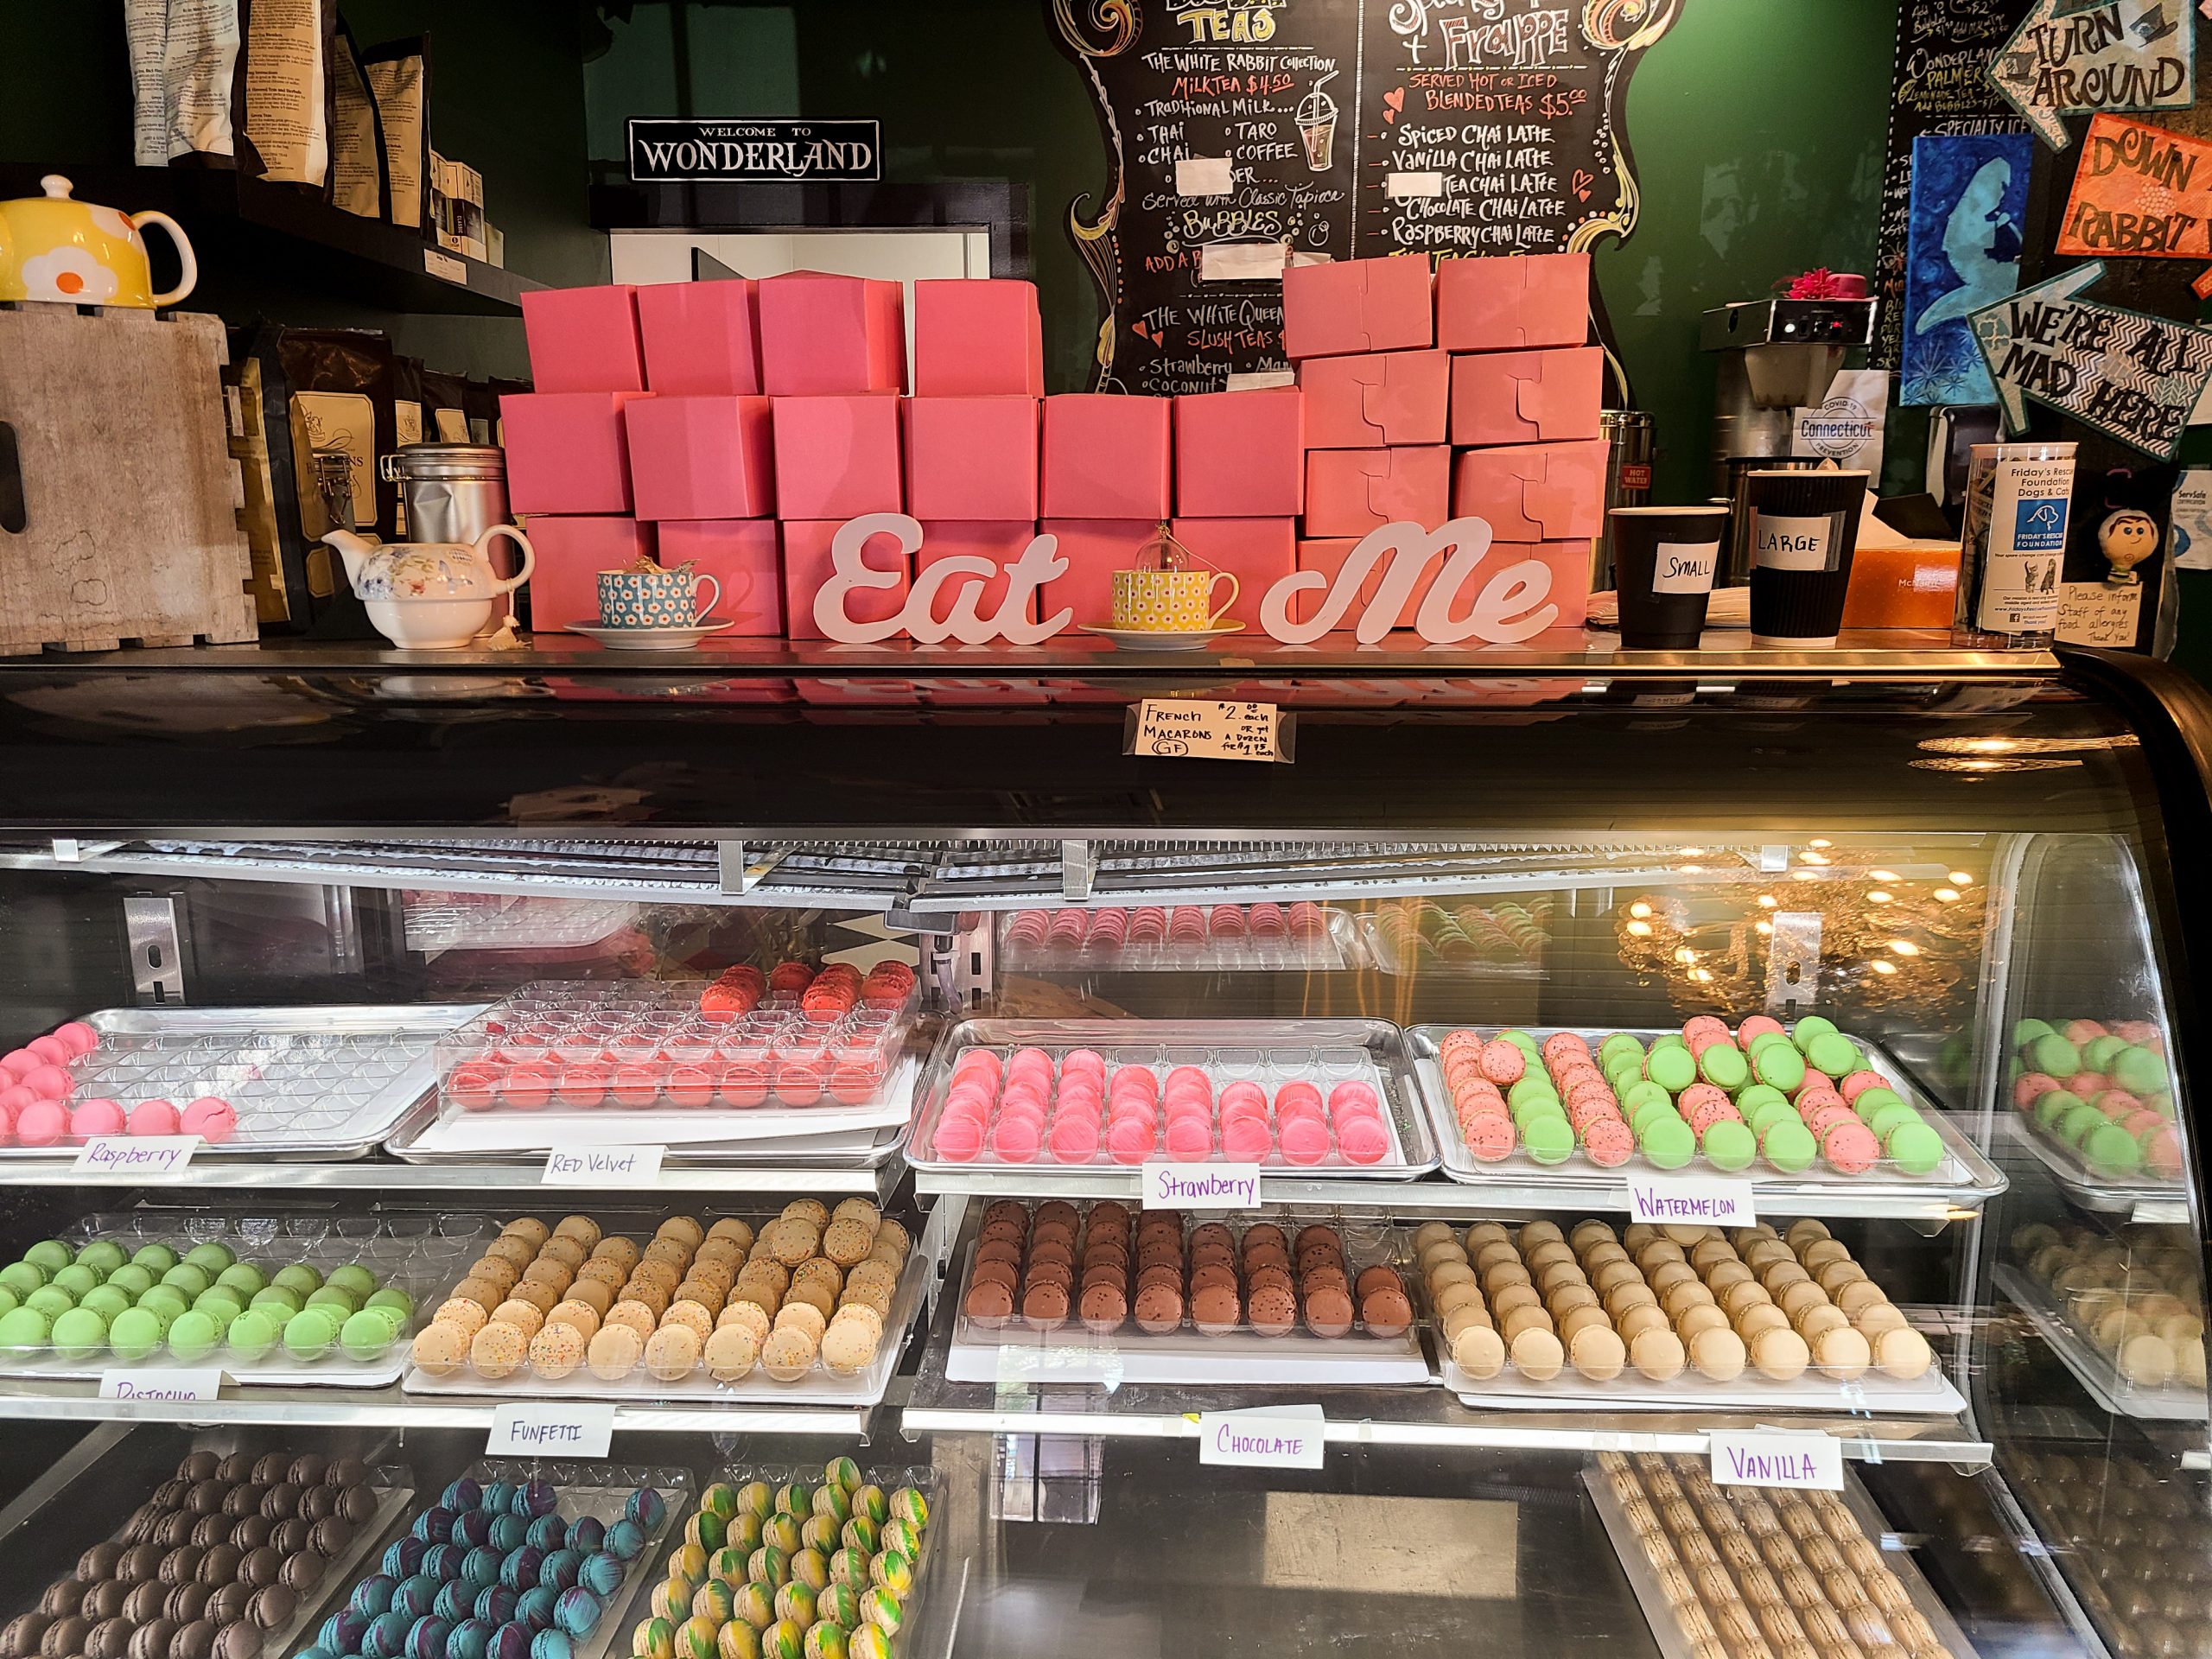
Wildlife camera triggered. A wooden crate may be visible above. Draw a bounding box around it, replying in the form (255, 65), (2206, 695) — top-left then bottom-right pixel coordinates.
(0, 304), (257, 655)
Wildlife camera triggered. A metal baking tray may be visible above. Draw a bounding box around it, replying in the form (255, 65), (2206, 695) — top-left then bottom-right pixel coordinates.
(383, 1093), (912, 1169)
(943, 1219), (1433, 1386)
(1408, 1026), (2006, 1213)
(1586, 1454), (1980, 1659)
(402, 1214), (926, 1409)
(2, 1004), (487, 1160)
(997, 906), (1370, 973)
(0, 1211), (488, 1389)
(1995, 1264), (2208, 1421)
(906, 1018), (1439, 1180)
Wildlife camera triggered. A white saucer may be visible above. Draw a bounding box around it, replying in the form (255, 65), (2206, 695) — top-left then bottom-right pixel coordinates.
(571, 619), (736, 652)
(1078, 623), (1245, 652)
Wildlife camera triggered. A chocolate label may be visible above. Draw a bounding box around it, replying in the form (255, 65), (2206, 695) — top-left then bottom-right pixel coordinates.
(1651, 542), (1719, 595)
(1198, 1405), (1326, 1469)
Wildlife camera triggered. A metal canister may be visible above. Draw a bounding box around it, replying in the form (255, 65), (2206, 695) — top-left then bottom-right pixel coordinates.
(1592, 410), (1654, 590)
(382, 442), (511, 546)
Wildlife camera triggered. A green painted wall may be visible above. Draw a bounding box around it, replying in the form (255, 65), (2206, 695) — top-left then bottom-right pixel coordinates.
(584, 0), (1900, 504)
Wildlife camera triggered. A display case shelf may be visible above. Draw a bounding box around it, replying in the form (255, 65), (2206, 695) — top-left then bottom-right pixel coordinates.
(1999, 1116), (2189, 1224)
(0, 1152), (906, 1197)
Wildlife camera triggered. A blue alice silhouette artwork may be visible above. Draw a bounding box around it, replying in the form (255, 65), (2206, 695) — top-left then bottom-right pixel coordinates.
(1902, 132), (2034, 406)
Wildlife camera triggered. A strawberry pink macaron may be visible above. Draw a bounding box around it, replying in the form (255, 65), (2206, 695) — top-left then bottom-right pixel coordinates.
(1274, 1081), (1324, 1121)
(1221, 1116), (1274, 1161)
(17, 1065), (72, 1103)
(0, 1084), (37, 1117)
(1165, 1116), (1212, 1161)
(931, 1113), (984, 1162)
(128, 1098), (182, 1136)
(1328, 1081), (1382, 1120)
(1107, 1116), (1157, 1163)
(1279, 1116), (1331, 1165)
(181, 1096), (236, 1141)
(53, 1022), (99, 1058)
(0, 1049), (37, 1082)
(70, 1098), (126, 1139)
(26, 1035), (71, 1068)
(1049, 1115), (1102, 1163)
(16, 1099), (68, 1147)
(991, 1115), (1042, 1162)
(1338, 1116), (1389, 1165)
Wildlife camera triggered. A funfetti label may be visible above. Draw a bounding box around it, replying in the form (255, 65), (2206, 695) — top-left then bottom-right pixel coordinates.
(74, 1135), (199, 1176)
(99, 1369), (223, 1402)
(1628, 1177), (1755, 1228)
(543, 1144), (665, 1185)
(1710, 1429), (1845, 1491)
(1142, 1160), (1262, 1211)
(489, 1402), (617, 1459)
(1198, 1404), (1326, 1469)
(1651, 541), (1719, 594)
(1751, 512), (1842, 572)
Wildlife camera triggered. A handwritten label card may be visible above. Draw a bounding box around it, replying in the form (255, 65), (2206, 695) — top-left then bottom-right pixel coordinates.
(99, 1369), (223, 1402)
(543, 1145), (666, 1185)
(74, 1135), (199, 1177)
(423, 248), (467, 283)
(1628, 1177), (1755, 1229)
(1710, 1429), (1845, 1491)
(1126, 699), (1288, 762)
(1142, 1161), (1262, 1211)
(488, 1402), (617, 1459)
(1199, 1404), (1326, 1469)
(2055, 582), (2143, 647)
(1199, 241), (1288, 283)
(1386, 171), (1444, 199)
(1176, 156), (1235, 197)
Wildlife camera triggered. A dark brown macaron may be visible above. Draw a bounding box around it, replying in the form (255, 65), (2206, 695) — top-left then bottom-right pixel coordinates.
(85, 1618), (135, 1659)
(78, 1543), (124, 1583)
(296, 1486), (338, 1524)
(201, 1583), (251, 1628)
(186, 1483), (227, 1518)
(1303, 1286), (1354, 1338)
(127, 1621), (178, 1659)
(1190, 1285), (1240, 1336)
(962, 1280), (1014, 1329)
(215, 1623), (261, 1659)
(0, 1614), (52, 1659)
(157, 1548), (205, 1587)
(265, 1522), (309, 1559)
(193, 1547), (241, 1588)
(39, 1586), (86, 1620)
(38, 1617), (89, 1659)
(1249, 1285), (1298, 1337)
(1077, 1283), (1127, 1332)
(1133, 1284), (1183, 1334)
(1020, 1281), (1070, 1331)
(162, 1585), (211, 1625)
(218, 1487), (259, 1522)
(177, 1453), (219, 1484)
(1360, 1286), (1413, 1339)
(117, 1545), (162, 1586)
(306, 1516), (353, 1557)
(333, 1488), (375, 1525)
(249, 1456), (288, 1487)
(226, 1517), (272, 1554)
(187, 1517), (228, 1550)
(284, 1456), (327, 1490)
(238, 1549), (280, 1591)
(173, 1619), (218, 1659)
(213, 1455), (251, 1484)
(276, 1554), (323, 1594)
(118, 1507), (156, 1547)
(118, 1587), (162, 1629)
(257, 1486), (301, 1522)
(79, 1584), (127, 1624)
(324, 1459), (367, 1491)
(246, 1586), (293, 1630)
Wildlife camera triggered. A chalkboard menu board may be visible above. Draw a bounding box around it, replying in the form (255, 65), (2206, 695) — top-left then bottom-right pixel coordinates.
(1872, 0), (2032, 367)
(1054, 0), (1679, 393)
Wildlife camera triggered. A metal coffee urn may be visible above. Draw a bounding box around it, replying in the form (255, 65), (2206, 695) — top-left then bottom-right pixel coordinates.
(1592, 410), (1654, 590)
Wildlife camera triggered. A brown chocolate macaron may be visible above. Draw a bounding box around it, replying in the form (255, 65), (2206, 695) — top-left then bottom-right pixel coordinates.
(962, 1281), (1014, 1329)
(1020, 1281), (1070, 1331)
(1133, 1284), (1183, 1334)
(1303, 1286), (1354, 1338)
(1249, 1286), (1297, 1337)
(1077, 1283), (1127, 1332)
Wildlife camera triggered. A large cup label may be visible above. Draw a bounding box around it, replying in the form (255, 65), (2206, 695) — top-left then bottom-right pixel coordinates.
(1751, 511), (1841, 572)
(1652, 541), (1719, 594)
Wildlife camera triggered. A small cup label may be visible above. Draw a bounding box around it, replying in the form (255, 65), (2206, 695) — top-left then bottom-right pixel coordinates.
(1651, 541), (1719, 594)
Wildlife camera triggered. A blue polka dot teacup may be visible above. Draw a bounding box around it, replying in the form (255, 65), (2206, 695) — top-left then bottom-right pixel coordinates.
(596, 561), (721, 629)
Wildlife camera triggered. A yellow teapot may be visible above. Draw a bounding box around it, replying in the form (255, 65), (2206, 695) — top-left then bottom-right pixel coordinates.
(0, 175), (196, 307)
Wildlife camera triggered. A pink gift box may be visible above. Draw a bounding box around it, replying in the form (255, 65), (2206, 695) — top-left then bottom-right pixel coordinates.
(1166, 517), (1296, 628)
(524, 516), (655, 633)
(1449, 346), (1603, 446)
(1298, 351), (1449, 448)
(912, 279), (1046, 396)
(1450, 439), (1609, 542)
(655, 518), (784, 635)
(916, 521), (1040, 626)
(519, 284), (645, 393)
(626, 394), (776, 520)
(903, 397), (1040, 521)
(782, 518), (912, 639)
(1038, 518), (1156, 629)
(1491, 541), (1592, 630)
(1435, 253), (1591, 353)
(771, 394), (904, 519)
(757, 271), (907, 396)
(1294, 535), (1590, 632)
(1281, 256), (1434, 359)
(1041, 394), (1173, 519)
(1301, 446), (1451, 537)
(635, 279), (761, 396)
(502, 391), (652, 515)
(1174, 389), (1304, 517)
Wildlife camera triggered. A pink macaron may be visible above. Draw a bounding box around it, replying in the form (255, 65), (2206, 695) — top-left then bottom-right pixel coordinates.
(1581, 1116), (1636, 1167)
(16, 1099), (68, 1147)
(181, 1096), (237, 1141)
(1460, 1114), (1517, 1163)
(931, 1113), (984, 1162)
(609, 1063), (663, 1108)
(1165, 1116), (1213, 1161)
(1049, 1115), (1101, 1164)
(1221, 1116), (1274, 1161)
(990, 1115), (1041, 1163)
(1737, 1014), (1784, 1046)
(1274, 1081), (1324, 1120)
(17, 1065), (72, 1103)
(664, 1065), (715, 1108)
(128, 1098), (182, 1136)
(1819, 1119), (1879, 1174)
(1338, 1116), (1389, 1165)
(1327, 1081), (1382, 1120)
(70, 1097), (126, 1139)
(26, 1035), (71, 1068)
(1837, 1070), (1889, 1104)
(1279, 1116), (1331, 1166)
(0, 1084), (37, 1116)
(501, 1066), (556, 1110)
(0, 1050), (37, 1082)
(556, 1063), (609, 1109)
(1106, 1116), (1157, 1163)
(1478, 1039), (1525, 1085)
(53, 1022), (99, 1058)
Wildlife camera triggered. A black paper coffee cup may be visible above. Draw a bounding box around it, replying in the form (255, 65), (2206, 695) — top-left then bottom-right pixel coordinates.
(1610, 505), (1730, 648)
(1745, 469), (1868, 647)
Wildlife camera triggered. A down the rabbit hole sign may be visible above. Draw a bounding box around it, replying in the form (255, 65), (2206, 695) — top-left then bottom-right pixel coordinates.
(808, 513), (1576, 645)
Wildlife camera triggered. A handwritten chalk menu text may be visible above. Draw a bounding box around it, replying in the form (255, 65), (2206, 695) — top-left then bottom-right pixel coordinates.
(1055, 0), (1675, 391)
(1872, 0), (2033, 367)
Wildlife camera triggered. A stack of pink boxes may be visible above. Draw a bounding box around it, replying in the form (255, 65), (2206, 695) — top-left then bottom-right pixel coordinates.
(1284, 251), (1601, 627)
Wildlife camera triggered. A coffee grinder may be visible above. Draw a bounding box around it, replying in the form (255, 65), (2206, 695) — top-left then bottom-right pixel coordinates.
(1700, 296), (1876, 577)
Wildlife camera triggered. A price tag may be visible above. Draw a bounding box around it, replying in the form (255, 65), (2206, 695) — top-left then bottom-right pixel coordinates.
(423, 247), (467, 283)
(1628, 1177), (1755, 1228)
(1142, 1160), (1262, 1211)
(99, 1369), (223, 1402)
(1387, 171), (1445, 198)
(542, 1145), (665, 1185)
(1199, 241), (1288, 283)
(1126, 699), (1289, 762)
(488, 1402), (617, 1459)
(1709, 1430), (1844, 1491)
(1224, 370), (1298, 391)
(1176, 156), (1235, 197)
(2055, 581), (2143, 646)
(74, 1135), (199, 1177)
(1198, 1405), (1326, 1469)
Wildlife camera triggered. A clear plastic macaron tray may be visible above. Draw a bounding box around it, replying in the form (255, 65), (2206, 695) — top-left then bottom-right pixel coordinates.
(908, 1019), (1439, 1179)
(1407, 1024), (2005, 1205)
(996, 903), (1367, 972)
(1993, 1265), (2208, 1421)
(0, 1211), (488, 1388)
(1440, 1336), (1965, 1414)
(2, 1004), (484, 1159)
(944, 1208), (1430, 1386)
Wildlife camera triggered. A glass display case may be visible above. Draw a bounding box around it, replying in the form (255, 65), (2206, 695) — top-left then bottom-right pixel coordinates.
(0, 641), (2204, 1659)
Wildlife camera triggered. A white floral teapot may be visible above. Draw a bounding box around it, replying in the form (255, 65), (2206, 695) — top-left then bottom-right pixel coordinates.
(321, 524), (535, 649)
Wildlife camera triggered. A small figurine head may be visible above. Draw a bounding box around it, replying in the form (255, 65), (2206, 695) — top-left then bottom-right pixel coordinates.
(2099, 508), (2160, 583)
